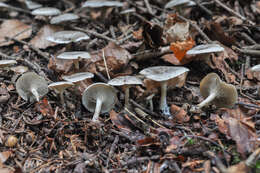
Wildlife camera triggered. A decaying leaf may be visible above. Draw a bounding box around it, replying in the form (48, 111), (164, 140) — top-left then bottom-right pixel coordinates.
(170, 104), (189, 123)
(170, 37), (195, 61)
(0, 151), (12, 165)
(35, 97), (54, 117)
(30, 25), (63, 49)
(0, 19), (32, 47)
(143, 22), (164, 48)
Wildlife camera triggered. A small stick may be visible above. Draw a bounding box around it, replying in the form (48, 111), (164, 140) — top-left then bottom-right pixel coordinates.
(106, 135), (119, 167)
(144, 0), (154, 15)
(102, 50), (110, 80)
(0, 3), (31, 14)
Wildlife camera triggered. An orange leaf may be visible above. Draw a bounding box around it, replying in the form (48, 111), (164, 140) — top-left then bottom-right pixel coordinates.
(35, 97), (54, 117)
(170, 37), (195, 61)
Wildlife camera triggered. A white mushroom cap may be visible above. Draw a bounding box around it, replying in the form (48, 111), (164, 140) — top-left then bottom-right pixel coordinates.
(139, 66), (190, 82)
(108, 76), (143, 86)
(57, 51), (91, 60)
(62, 72), (94, 83)
(0, 60), (17, 68)
(82, 83), (117, 113)
(46, 30), (90, 44)
(165, 0), (195, 8)
(31, 7), (61, 16)
(82, 1), (124, 8)
(16, 72), (48, 102)
(120, 8), (136, 14)
(186, 44), (224, 55)
(251, 64), (260, 72)
(48, 81), (74, 93)
(25, 0), (42, 9)
(50, 13), (79, 24)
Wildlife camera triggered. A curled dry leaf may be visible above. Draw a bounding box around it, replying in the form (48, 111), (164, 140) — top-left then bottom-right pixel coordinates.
(170, 104), (189, 123)
(30, 25), (63, 49)
(0, 19), (32, 47)
(170, 37), (195, 61)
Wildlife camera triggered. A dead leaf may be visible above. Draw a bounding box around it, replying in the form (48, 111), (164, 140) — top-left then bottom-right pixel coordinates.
(30, 25), (63, 49)
(170, 37), (195, 61)
(0, 168), (14, 173)
(35, 97), (54, 117)
(0, 84), (10, 103)
(226, 161), (250, 173)
(143, 22), (164, 48)
(133, 27), (143, 40)
(0, 151), (12, 165)
(170, 104), (189, 123)
(47, 56), (74, 74)
(0, 19), (32, 47)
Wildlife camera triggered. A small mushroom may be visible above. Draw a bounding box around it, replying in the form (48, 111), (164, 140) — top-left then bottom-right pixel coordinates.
(48, 81), (74, 105)
(165, 0), (195, 13)
(46, 30), (89, 44)
(16, 72), (48, 102)
(82, 83), (117, 122)
(0, 60), (17, 68)
(62, 72), (94, 84)
(108, 76), (143, 108)
(186, 44), (224, 55)
(140, 66), (189, 115)
(198, 73), (237, 109)
(146, 94), (155, 111)
(57, 51), (91, 70)
(50, 13), (79, 25)
(82, 1), (124, 8)
(250, 64), (260, 96)
(31, 7), (61, 16)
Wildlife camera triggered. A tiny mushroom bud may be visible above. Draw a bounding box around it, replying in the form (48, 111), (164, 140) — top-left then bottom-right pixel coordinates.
(0, 60), (17, 68)
(82, 83), (117, 122)
(198, 73), (237, 109)
(108, 76), (143, 108)
(46, 31), (89, 44)
(140, 66), (189, 115)
(50, 13), (79, 25)
(31, 7), (61, 16)
(48, 81), (74, 105)
(57, 51), (91, 70)
(16, 72), (48, 102)
(5, 135), (18, 147)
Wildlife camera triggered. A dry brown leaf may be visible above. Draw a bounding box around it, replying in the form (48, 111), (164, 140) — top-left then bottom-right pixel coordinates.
(0, 19), (32, 47)
(170, 104), (189, 123)
(0, 151), (12, 165)
(47, 56), (74, 74)
(0, 168), (14, 173)
(170, 37), (195, 61)
(30, 25), (63, 49)
(226, 162), (250, 173)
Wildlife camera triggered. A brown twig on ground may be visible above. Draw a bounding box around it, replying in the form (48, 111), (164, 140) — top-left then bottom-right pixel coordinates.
(133, 46), (172, 61)
(144, 0), (154, 15)
(5, 37), (50, 61)
(106, 135), (119, 167)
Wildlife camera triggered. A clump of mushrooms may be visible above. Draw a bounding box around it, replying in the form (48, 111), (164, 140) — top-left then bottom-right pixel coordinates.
(140, 66), (189, 115)
(16, 72), (48, 102)
(82, 83), (117, 122)
(108, 76), (143, 108)
(198, 73), (237, 109)
(48, 81), (74, 105)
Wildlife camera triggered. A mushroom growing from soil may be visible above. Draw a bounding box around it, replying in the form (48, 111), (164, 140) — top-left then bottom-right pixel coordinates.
(0, 60), (17, 68)
(198, 73), (237, 109)
(82, 83), (117, 122)
(46, 30), (89, 44)
(140, 66), (189, 115)
(50, 13), (79, 25)
(62, 72), (94, 84)
(57, 51), (91, 70)
(16, 72), (48, 102)
(48, 81), (74, 105)
(108, 76), (143, 108)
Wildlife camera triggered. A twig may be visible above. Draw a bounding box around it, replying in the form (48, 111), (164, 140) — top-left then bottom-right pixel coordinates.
(213, 0), (254, 25)
(144, 0), (154, 15)
(125, 107), (151, 128)
(102, 50), (111, 80)
(133, 46), (172, 61)
(236, 47), (260, 56)
(106, 135), (119, 167)
(6, 37), (49, 61)
(0, 2), (31, 14)
(71, 26), (118, 43)
(192, 0), (213, 17)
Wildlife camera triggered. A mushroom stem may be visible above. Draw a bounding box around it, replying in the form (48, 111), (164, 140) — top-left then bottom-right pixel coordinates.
(59, 91), (65, 105)
(159, 81), (170, 115)
(197, 92), (217, 108)
(124, 85), (130, 108)
(73, 59), (79, 70)
(92, 97), (103, 122)
(31, 87), (40, 102)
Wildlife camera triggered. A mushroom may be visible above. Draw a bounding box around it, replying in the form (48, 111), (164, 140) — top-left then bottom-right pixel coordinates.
(0, 60), (17, 68)
(16, 72), (48, 102)
(57, 51), (91, 70)
(62, 72), (94, 84)
(108, 76), (143, 108)
(198, 73), (237, 109)
(48, 81), (74, 105)
(82, 1), (124, 8)
(120, 8), (135, 24)
(82, 83), (117, 122)
(140, 66), (189, 115)
(250, 64), (260, 96)
(31, 7), (61, 16)
(146, 94), (155, 111)
(46, 31), (89, 44)
(25, 0), (42, 10)
(50, 13), (79, 25)
(165, 0), (195, 13)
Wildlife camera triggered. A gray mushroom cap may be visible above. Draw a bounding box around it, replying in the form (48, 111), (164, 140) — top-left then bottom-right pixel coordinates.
(165, 0), (195, 9)
(251, 64), (260, 72)
(108, 76), (143, 86)
(57, 51), (91, 60)
(31, 7), (61, 16)
(186, 44), (224, 55)
(50, 13), (79, 24)
(46, 31), (90, 44)
(82, 83), (117, 113)
(82, 1), (124, 8)
(139, 66), (190, 82)
(25, 0), (42, 9)
(48, 81), (74, 93)
(62, 72), (94, 83)
(16, 72), (48, 102)
(0, 60), (17, 68)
